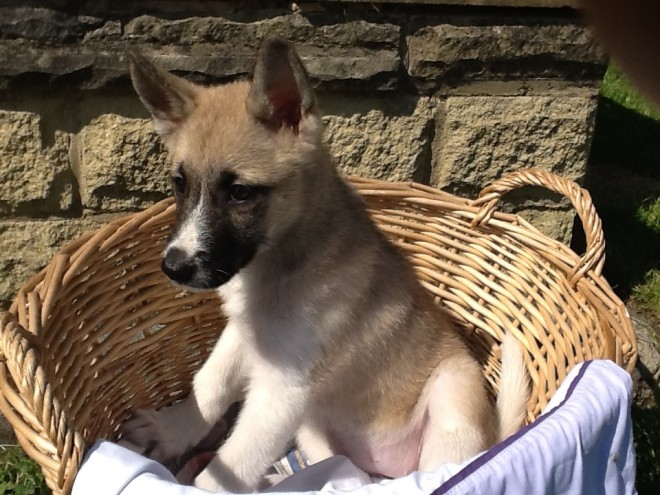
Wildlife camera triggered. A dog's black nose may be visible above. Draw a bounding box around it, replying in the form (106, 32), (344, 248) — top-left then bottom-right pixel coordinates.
(162, 248), (196, 284)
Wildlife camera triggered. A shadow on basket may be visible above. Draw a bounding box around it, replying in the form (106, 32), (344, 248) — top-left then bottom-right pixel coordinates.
(0, 169), (637, 494)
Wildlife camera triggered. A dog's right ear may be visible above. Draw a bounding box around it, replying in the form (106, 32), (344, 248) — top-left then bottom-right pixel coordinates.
(127, 50), (197, 139)
(246, 38), (318, 135)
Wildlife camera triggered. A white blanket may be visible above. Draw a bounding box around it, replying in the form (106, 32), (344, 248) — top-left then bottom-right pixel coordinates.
(72, 359), (637, 495)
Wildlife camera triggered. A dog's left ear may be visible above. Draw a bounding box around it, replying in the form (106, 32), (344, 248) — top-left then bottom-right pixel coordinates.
(246, 38), (318, 133)
(127, 49), (198, 140)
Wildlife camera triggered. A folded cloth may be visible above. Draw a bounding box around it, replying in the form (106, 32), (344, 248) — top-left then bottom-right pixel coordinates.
(72, 359), (636, 495)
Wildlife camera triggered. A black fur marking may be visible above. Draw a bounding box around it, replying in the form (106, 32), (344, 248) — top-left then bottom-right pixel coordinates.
(164, 170), (271, 290)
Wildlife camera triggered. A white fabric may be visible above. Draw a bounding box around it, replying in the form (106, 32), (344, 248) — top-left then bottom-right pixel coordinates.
(72, 359), (636, 495)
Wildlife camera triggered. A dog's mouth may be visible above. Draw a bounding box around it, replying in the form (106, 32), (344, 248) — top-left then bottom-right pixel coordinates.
(161, 249), (237, 290)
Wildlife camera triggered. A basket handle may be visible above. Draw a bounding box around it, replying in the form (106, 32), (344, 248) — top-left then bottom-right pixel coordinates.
(471, 168), (605, 286)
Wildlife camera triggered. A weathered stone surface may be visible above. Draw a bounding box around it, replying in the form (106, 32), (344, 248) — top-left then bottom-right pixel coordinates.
(0, 5), (606, 92)
(0, 44), (128, 90)
(0, 217), (109, 308)
(0, 13), (400, 90)
(0, 415), (15, 444)
(125, 15), (399, 49)
(406, 24), (606, 92)
(431, 95), (597, 195)
(430, 95), (597, 243)
(517, 207), (575, 244)
(323, 97), (437, 182)
(79, 115), (170, 212)
(0, 110), (75, 215)
(0, 7), (104, 42)
(630, 305), (660, 410)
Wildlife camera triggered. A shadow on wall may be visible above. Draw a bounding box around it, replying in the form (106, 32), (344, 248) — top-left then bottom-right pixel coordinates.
(574, 97), (660, 300)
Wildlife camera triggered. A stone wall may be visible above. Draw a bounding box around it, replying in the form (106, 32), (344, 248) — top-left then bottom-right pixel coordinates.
(0, 0), (605, 314)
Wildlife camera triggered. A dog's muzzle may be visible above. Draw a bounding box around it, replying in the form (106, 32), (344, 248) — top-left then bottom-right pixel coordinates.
(161, 247), (196, 285)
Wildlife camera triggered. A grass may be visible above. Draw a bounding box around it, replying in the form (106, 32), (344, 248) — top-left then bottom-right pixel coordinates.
(600, 65), (660, 120)
(0, 446), (48, 495)
(633, 197), (660, 315)
(634, 269), (660, 316)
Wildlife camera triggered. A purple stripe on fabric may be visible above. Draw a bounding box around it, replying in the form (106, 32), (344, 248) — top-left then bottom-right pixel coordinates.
(431, 360), (594, 495)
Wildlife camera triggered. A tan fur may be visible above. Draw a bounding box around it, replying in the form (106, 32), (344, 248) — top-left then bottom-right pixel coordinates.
(121, 39), (529, 492)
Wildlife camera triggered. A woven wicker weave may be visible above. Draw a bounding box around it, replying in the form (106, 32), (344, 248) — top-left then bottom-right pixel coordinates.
(0, 168), (636, 495)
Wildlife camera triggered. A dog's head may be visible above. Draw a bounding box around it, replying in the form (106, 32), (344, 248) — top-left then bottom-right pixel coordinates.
(128, 38), (324, 290)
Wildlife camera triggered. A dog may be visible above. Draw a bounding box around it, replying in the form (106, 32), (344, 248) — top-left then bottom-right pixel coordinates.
(120, 37), (529, 493)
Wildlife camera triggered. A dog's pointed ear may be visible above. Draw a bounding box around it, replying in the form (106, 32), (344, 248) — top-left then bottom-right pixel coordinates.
(246, 38), (317, 132)
(127, 50), (197, 138)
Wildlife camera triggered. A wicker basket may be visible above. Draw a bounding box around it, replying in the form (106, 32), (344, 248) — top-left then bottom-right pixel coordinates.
(0, 168), (636, 495)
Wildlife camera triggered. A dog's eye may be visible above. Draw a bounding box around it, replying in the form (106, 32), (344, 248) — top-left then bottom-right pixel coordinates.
(172, 173), (186, 196)
(229, 184), (253, 203)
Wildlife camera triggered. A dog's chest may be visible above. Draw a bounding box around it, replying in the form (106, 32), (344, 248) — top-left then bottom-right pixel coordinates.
(218, 275), (322, 373)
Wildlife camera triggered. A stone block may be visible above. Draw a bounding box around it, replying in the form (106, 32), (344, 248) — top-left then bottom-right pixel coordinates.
(406, 23), (605, 92)
(124, 15), (399, 49)
(0, 6), (103, 42)
(79, 115), (170, 212)
(0, 110), (74, 215)
(323, 97), (437, 182)
(0, 414), (15, 444)
(430, 95), (597, 243)
(517, 207), (576, 244)
(125, 15), (401, 90)
(431, 95), (597, 194)
(0, 218), (109, 308)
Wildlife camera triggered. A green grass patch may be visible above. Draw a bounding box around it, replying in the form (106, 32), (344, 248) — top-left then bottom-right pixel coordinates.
(632, 200), (660, 315)
(633, 270), (660, 316)
(0, 446), (48, 495)
(600, 65), (660, 119)
(637, 198), (660, 233)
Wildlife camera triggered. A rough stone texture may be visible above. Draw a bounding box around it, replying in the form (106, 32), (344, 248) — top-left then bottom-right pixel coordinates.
(124, 14), (401, 90)
(0, 5), (604, 92)
(432, 95), (597, 194)
(125, 14), (399, 48)
(630, 305), (660, 410)
(0, 415), (14, 443)
(79, 115), (170, 212)
(0, 12), (401, 91)
(0, 110), (75, 215)
(517, 207), (576, 244)
(406, 23), (606, 93)
(0, 217), (110, 309)
(323, 97), (437, 182)
(0, 6), (105, 42)
(430, 95), (597, 242)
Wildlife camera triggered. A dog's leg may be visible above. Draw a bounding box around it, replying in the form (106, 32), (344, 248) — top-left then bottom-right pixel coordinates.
(297, 420), (335, 464)
(120, 323), (246, 465)
(193, 372), (308, 493)
(417, 354), (496, 470)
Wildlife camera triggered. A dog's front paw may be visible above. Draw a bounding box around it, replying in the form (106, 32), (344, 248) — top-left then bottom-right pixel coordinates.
(119, 409), (187, 466)
(193, 459), (253, 494)
(194, 467), (227, 493)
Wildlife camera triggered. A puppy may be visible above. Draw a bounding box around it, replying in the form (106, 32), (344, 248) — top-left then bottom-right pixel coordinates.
(120, 38), (529, 493)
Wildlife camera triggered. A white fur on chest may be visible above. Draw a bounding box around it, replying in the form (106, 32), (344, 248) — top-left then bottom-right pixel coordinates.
(217, 273), (321, 379)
